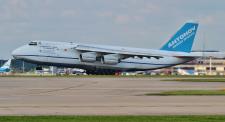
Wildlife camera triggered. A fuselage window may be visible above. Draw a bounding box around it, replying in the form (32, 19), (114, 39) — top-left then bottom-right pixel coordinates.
(29, 42), (38, 46)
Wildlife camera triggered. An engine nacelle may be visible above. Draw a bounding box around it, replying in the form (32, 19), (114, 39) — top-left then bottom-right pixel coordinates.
(80, 52), (97, 62)
(101, 54), (120, 65)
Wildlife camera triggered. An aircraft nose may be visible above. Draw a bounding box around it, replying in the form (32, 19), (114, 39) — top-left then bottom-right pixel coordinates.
(12, 46), (25, 59)
(12, 48), (20, 59)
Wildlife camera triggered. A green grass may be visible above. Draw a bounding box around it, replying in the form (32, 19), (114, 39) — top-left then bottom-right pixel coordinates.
(146, 90), (225, 96)
(164, 78), (225, 82)
(0, 116), (225, 122)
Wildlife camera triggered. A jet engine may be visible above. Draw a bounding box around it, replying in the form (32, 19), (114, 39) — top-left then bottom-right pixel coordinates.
(101, 54), (120, 65)
(80, 52), (97, 62)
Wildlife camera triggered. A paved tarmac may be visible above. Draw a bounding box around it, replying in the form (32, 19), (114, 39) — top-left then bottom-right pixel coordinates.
(0, 77), (225, 115)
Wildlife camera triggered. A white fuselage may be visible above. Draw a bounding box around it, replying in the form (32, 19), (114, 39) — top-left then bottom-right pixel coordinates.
(12, 41), (194, 71)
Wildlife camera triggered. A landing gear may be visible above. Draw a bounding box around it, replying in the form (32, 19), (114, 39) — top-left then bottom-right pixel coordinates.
(86, 68), (117, 75)
(36, 66), (43, 70)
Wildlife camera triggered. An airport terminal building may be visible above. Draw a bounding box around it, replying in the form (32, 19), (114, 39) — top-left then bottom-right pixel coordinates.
(173, 58), (225, 75)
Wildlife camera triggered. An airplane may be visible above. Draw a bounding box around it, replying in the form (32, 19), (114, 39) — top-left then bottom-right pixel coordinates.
(12, 22), (200, 75)
(177, 68), (195, 75)
(0, 59), (12, 73)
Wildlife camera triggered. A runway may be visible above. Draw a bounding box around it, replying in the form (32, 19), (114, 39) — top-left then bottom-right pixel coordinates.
(0, 77), (225, 115)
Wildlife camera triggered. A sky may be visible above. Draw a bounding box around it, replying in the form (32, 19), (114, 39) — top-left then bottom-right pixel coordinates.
(0, 0), (224, 59)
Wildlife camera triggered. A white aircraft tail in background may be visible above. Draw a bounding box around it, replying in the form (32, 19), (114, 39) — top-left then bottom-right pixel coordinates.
(0, 59), (11, 73)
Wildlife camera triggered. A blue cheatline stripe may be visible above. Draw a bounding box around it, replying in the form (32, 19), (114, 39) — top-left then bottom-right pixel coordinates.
(15, 55), (176, 66)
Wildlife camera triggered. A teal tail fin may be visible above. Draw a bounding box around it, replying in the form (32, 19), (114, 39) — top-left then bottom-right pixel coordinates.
(160, 22), (199, 52)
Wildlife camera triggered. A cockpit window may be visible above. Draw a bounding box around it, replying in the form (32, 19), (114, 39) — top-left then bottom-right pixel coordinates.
(29, 41), (38, 46)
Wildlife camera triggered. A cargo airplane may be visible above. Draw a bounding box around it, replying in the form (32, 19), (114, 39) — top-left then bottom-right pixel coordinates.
(12, 22), (200, 74)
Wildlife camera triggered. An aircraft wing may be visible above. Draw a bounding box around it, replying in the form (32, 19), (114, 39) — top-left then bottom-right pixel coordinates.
(76, 44), (166, 59)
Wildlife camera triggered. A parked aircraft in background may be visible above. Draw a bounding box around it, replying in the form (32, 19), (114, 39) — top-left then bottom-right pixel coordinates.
(177, 68), (195, 75)
(12, 22), (201, 75)
(0, 59), (11, 73)
(71, 68), (86, 75)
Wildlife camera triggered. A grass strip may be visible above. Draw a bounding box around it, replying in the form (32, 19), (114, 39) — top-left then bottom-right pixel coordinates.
(1, 115), (225, 122)
(163, 78), (225, 82)
(146, 90), (225, 96)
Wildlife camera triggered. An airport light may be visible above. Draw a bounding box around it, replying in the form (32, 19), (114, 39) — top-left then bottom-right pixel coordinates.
(22, 61), (25, 73)
(209, 56), (212, 75)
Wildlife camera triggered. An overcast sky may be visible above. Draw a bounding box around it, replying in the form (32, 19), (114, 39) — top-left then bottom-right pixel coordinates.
(0, 0), (224, 59)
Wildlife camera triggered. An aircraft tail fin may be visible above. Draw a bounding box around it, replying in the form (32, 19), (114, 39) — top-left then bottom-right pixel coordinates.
(160, 22), (199, 53)
(1, 59), (11, 69)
